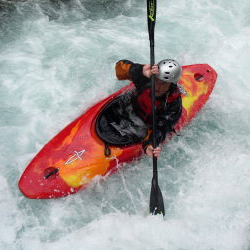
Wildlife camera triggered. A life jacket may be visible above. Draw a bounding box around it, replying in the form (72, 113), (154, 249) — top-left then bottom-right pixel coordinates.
(132, 85), (181, 124)
(132, 88), (164, 124)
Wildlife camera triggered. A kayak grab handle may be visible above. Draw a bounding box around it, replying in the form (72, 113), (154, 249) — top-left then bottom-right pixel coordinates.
(194, 73), (204, 81)
(44, 167), (59, 179)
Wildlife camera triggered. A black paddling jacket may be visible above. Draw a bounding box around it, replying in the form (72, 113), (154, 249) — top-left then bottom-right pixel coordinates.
(115, 59), (182, 152)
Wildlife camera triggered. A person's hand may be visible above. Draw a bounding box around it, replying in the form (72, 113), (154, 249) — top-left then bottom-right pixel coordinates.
(143, 64), (159, 78)
(145, 145), (162, 158)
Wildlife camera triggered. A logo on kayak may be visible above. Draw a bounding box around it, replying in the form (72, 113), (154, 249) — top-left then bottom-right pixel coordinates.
(65, 150), (85, 165)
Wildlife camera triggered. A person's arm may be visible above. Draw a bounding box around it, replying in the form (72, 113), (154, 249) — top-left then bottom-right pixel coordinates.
(115, 60), (158, 89)
(115, 60), (134, 81)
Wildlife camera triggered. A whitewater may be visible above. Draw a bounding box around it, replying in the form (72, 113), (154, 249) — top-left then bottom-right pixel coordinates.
(0, 0), (250, 249)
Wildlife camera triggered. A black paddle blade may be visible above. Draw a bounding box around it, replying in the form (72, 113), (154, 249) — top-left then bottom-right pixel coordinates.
(150, 177), (165, 216)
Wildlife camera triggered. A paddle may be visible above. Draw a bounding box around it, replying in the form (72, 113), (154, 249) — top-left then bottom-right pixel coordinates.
(147, 0), (165, 216)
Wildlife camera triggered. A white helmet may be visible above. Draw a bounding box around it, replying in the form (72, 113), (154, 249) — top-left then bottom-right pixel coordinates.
(156, 59), (182, 83)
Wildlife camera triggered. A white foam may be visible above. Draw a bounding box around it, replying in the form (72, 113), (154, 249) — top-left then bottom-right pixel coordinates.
(1, 0), (250, 249)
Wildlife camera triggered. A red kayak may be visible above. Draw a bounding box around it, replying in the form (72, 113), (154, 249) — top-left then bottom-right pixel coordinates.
(19, 64), (217, 199)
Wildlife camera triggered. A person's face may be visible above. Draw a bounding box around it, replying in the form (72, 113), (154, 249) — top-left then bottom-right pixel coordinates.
(155, 78), (172, 96)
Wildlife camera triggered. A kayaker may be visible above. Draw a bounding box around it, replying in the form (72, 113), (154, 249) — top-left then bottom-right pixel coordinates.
(115, 59), (182, 158)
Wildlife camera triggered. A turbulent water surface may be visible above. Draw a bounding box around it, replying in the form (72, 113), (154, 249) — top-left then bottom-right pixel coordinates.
(1, 0), (250, 249)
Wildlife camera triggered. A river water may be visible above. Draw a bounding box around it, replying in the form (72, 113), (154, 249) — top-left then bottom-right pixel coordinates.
(1, 0), (250, 249)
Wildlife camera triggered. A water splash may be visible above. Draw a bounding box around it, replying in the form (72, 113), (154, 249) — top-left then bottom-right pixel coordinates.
(0, 0), (250, 249)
